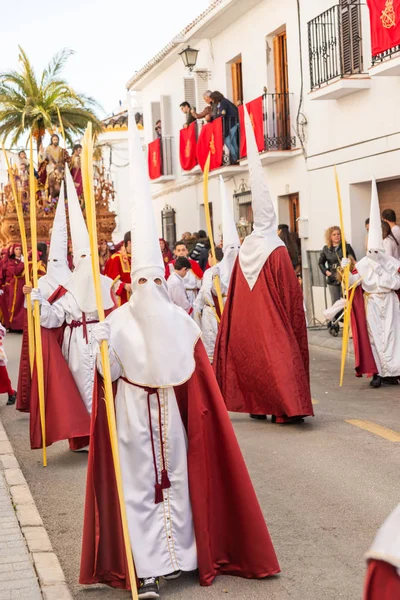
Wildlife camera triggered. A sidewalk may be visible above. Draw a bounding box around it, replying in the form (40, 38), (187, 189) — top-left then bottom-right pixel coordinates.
(0, 419), (72, 600)
(308, 327), (354, 355)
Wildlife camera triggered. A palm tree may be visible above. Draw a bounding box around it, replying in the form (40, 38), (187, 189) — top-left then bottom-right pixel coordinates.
(0, 46), (102, 151)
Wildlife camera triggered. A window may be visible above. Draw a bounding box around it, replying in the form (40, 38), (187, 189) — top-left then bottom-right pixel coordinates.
(231, 57), (243, 106)
(184, 77), (196, 108)
(340, 0), (363, 75)
(161, 205), (176, 248)
(194, 70), (210, 113)
(150, 101), (161, 140)
(273, 31), (291, 150)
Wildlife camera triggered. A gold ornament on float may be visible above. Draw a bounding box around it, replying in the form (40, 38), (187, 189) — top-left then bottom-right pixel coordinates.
(381, 0), (396, 29)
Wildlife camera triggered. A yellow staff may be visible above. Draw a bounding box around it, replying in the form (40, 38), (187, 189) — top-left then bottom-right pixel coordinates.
(29, 134), (47, 466)
(334, 166), (351, 386)
(1, 145), (35, 374)
(81, 123), (138, 600)
(203, 153), (224, 315)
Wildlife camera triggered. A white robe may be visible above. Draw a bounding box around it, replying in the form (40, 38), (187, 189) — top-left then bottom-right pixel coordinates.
(169, 263), (201, 307)
(167, 272), (192, 314)
(194, 269), (219, 360)
(355, 257), (400, 377)
(103, 352), (198, 578)
(40, 293), (99, 414)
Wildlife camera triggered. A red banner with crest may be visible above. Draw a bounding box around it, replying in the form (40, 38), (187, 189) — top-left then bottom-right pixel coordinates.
(179, 122), (198, 171)
(196, 118), (223, 172)
(148, 138), (162, 180)
(367, 0), (400, 56)
(239, 96), (265, 158)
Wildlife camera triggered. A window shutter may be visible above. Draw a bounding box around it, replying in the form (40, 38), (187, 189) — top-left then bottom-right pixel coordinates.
(150, 101), (161, 140)
(160, 95), (173, 137)
(194, 71), (210, 112)
(184, 77), (196, 108)
(340, 0), (362, 75)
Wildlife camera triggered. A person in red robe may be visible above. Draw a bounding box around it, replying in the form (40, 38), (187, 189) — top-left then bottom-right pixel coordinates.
(364, 503), (400, 600)
(159, 238), (173, 278)
(4, 244), (25, 331)
(214, 107), (313, 424)
(80, 106), (280, 599)
(70, 144), (83, 197)
(0, 324), (16, 405)
(104, 231), (131, 306)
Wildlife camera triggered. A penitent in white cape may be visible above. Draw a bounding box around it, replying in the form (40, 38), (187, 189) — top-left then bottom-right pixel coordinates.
(103, 94), (201, 387)
(239, 105), (284, 290)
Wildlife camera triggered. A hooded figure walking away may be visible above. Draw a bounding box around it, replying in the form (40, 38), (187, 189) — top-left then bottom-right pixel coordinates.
(214, 107), (313, 424)
(348, 178), (400, 388)
(80, 99), (280, 599)
(193, 175), (241, 360)
(30, 168), (115, 417)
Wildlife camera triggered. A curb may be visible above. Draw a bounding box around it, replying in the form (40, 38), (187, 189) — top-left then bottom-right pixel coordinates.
(308, 330), (354, 355)
(0, 421), (73, 600)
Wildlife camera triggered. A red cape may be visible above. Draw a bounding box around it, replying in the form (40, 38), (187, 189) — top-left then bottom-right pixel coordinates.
(80, 340), (280, 589)
(214, 247), (313, 418)
(364, 560), (400, 599)
(0, 365), (14, 395)
(350, 286), (378, 377)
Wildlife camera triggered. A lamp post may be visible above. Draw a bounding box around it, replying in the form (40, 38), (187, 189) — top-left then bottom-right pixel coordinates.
(179, 46), (199, 72)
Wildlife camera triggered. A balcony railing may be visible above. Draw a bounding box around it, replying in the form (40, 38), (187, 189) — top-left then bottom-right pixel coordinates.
(308, 4), (363, 90)
(160, 136), (174, 177)
(372, 44), (400, 65)
(263, 93), (296, 151)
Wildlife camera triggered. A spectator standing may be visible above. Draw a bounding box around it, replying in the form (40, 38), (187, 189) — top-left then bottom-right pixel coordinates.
(155, 120), (162, 138)
(98, 239), (111, 275)
(382, 209), (400, 259)
(191, 90), (214, 122)
(210, 91), (239, 163)
(382, 221), (399, 258)
(180, 101), (196, 128)
(190, 230), (210, 271)
(167, 256), (193, 314)
(318, 226), (356, 304)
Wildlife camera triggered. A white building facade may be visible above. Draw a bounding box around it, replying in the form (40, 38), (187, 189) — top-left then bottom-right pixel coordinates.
(127, 0), (400, 320)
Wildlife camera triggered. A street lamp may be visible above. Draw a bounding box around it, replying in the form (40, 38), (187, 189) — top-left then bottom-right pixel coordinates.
(179, 46), (199, 72)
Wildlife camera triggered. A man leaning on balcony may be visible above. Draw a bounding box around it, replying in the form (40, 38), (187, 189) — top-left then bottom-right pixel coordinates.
(191, 90), (215, 122)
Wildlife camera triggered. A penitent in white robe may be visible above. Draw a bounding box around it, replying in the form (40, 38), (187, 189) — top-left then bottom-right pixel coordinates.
(355, 257), (400, 378)
(39, 293), (99, 414)
(103, 352), (198, 578)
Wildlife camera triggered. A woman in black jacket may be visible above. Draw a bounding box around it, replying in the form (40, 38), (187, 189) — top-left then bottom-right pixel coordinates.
(318, 226), (356, 304)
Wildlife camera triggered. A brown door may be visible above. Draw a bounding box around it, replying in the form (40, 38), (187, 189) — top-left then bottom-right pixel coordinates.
(273, 32), (291, 150)
(231, 58), (243, 106)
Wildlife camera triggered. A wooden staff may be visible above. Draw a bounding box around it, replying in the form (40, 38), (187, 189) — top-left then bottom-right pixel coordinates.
(1, 145), (35, 374)
(81, 123), (138, 600)
(203, 153), (224, 315)
(334, 166), (351, 387)
(29, 134), (47, 466)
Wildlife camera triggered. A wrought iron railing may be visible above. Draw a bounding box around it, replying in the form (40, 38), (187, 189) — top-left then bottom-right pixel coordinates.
(160, 136), (174, 176)
(308, 4), (363, 90)
(263, 93), (296, 151)
(222, 116), (240, 165)
(372, 44), (400, 65)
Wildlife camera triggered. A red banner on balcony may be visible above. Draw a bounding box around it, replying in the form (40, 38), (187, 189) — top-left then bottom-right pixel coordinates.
(239, 96), (264, 158)
(196, 118), (223, 172)
(179, 122), (198, 171)
(148, 138), (162, 180)
(367, 0), (400, 56)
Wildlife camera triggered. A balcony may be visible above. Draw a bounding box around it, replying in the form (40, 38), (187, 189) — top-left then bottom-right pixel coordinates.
(308, 4), (370, 100)
(370, 45), (400, 77)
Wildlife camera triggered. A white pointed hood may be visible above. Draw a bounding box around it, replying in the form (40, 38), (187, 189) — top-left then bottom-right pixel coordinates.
(366, 503), (400, 568)
(38, 182), (71, 299)
(105, 94), (200, 387)
(367, 177), (384, 254)
(239, 106), (284, 290)
(217, 176), (240, 291)
(63, 166), (114, 314)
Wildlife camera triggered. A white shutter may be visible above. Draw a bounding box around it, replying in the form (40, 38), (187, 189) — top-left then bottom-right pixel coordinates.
(160, 95), (173, 137)
(194, 70), (210, 113)
(150, 101), (161, 140)
(184, 78), (196, 109)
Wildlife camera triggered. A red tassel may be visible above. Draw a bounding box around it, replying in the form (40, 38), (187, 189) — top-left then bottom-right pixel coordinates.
(155, 483), (163, 504)
(161, 469), (171, 490)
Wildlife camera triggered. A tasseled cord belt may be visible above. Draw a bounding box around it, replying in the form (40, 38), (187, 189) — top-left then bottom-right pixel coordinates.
(66, 313), (99, 358)
(121, 377), (171, 504)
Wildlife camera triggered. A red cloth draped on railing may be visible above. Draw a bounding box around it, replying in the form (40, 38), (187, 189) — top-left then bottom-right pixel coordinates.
(367, 0), (400, 56)
(239, 96), (264, 158)
(148, 138), (162, 180)
(179, 122), (198, 171)
(196, 117), (223, 172)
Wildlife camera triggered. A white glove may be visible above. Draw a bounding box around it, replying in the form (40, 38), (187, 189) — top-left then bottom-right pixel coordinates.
(0, 324), (6, 339)
(341, 257), (350, 269)
(93, 321), (111, 344)
(30, 289), (42, 305)
(0, 290), (4, 296)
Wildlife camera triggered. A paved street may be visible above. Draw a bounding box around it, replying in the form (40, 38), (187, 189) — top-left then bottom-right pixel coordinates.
(0, 332), (399, 600)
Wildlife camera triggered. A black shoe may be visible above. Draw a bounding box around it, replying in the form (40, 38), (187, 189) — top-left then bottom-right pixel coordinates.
(382, 376), (399, 385)
(250, 414), (267, 420)
(138, 577), (160, 599)
(6, 393), (16, 406)
(162, 570), (182, 581)
(370, 375), (381, 388)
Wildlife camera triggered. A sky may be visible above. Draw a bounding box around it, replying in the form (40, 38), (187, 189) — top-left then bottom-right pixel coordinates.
(0, 0), (210, 118)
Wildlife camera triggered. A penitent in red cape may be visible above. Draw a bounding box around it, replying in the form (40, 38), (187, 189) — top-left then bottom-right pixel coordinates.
(364, 560), (400, 600)
(80, 340), (280, 590)
(214, 247), (314, 419)
(350, 285), (378, 378)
